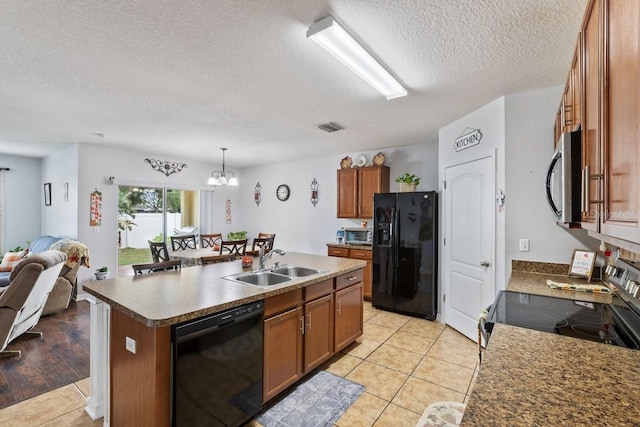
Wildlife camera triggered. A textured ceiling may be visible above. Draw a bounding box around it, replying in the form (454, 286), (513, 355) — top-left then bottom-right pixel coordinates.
(0, 0), (587, 168)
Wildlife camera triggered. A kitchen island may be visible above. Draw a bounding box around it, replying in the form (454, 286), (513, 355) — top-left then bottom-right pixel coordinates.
(83, 252), (366, 426)
(461, 270), (640, 426)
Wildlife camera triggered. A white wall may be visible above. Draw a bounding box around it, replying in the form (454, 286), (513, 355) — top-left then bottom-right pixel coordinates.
(75, 143), (224, 290)
(439, 97), (507, 294)
(505, 86), (597, 273)
(237, 143), (439, 255)
(41, 145), (79, 238)
(0, 154), (41, 252)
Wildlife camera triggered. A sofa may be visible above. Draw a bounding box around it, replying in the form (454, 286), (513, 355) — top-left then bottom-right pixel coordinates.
(0, 236), (90, 315)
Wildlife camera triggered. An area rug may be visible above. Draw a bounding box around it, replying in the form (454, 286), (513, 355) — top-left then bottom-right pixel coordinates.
(256, 370), (365, 427)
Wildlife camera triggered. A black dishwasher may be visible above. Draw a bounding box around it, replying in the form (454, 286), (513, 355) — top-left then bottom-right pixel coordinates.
(171, 301), (264, 427)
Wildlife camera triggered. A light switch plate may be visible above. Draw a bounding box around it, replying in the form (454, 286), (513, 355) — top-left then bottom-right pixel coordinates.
(519, 239), (530, 252)
(125, 336), (136, 354)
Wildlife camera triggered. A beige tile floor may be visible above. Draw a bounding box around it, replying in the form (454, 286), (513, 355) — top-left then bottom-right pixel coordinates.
(0, 302), (478, 427)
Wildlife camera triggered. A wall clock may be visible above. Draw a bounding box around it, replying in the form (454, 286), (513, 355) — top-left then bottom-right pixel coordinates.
(276, 184), (290, 201)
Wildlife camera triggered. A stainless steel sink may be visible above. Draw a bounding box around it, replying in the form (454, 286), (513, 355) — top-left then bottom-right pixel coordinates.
(225, 271), (291, 286)
(270, 266), (327, 277)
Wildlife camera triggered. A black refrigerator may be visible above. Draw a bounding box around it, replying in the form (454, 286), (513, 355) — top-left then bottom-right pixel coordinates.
(372, 191), (438, 319)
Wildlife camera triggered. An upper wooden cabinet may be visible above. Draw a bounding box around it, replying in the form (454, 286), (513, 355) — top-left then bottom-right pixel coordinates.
(337, 166), (389, 218)
(580, 0), (602, 232)
(567, 0), (640, 244)
(599, 0), (640, 242)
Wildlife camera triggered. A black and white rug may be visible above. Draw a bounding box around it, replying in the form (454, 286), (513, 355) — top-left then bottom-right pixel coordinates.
(256, 370), (365, 427)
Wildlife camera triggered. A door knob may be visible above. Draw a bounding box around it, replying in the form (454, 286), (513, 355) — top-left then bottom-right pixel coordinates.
(480, 261), (490, 267)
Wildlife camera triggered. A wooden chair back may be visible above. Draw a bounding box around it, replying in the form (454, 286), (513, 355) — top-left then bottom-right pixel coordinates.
(170, 234), (197, 251)
(200, 254), (235, 265)
(246, 237), (272, 256)
(132, 260), (182, 275)
(219, 239), (247, 258)
(200, 233), (222, 249)
(148, 240), (170, 263)
(258, 233), (275, 251)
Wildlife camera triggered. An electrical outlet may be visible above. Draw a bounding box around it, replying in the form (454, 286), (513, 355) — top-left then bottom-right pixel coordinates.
(125, 336), (136, 354)
(519, 239), (530, 252)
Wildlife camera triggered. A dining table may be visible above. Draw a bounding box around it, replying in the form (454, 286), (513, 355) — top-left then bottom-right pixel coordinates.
(169, 247), (233, 267)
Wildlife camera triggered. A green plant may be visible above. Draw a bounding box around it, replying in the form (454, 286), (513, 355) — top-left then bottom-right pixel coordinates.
(96, 266), (109, 273)
(227, 231), (248, 240)
(395, 173), (421, 186)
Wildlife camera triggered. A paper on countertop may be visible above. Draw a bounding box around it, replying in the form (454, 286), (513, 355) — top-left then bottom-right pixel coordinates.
(546, 279), (613, 294)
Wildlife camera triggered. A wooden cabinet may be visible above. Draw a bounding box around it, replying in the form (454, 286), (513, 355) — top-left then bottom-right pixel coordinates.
(337, 166), (389, 218)
(327, 245), (372, 300)
(599, 0), (640, 243)
(580, 0), (603, 232)
(262, 274), (362, 403)
(334, 280), (364, 352)
(571, 0), (640, 244)
(263, 290), (303, 403)
(302, 279), (334, 373)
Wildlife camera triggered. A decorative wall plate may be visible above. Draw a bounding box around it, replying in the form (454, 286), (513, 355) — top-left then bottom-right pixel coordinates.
(372, 152), (385, 166)
(340, 156), (353, 169)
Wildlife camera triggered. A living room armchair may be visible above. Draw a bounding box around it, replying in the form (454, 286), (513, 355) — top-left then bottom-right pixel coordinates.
(0, 250), (66, 358)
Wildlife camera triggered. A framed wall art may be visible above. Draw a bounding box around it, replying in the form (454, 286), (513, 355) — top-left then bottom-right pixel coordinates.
(44, 183), (51, 206)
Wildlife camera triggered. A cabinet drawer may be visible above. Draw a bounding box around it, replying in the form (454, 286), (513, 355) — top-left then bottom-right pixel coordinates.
(349, 249), (372, 260)
(335, 269), (363, 291)
(264, 289), (302, 317)
(304, 279), (333, 301)
(327, 247), (349, 257)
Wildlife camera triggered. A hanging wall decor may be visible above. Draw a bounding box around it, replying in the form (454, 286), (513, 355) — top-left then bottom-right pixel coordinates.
(225, 199), (232, 223)
(44, 183), (52, 206)
(254, 181), (262, 206)
(90, 189), (103, 226)
(310, 178), (319, 207)
(144, 158), (187, 177)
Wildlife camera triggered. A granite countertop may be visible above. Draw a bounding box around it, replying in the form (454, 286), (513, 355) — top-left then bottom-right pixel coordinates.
(461, 269), (639, 426)
(326, 242), (372, 250)
(83, 252), (366, 328)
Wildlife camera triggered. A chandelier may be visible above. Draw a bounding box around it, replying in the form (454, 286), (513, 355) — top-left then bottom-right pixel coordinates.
(207, 148), (238, 186)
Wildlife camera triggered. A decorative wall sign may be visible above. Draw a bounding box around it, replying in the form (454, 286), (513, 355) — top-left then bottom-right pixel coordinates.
(254, 182), (262, 206)
(310, 178), (319, 207)
(144, 158), (187, 176)
(90, 189), (103, 226)
(44, 183), (51, 206)
(225, 199), (232, 224)
(568, 249), (596, 282)
(454, 127), (482, 152)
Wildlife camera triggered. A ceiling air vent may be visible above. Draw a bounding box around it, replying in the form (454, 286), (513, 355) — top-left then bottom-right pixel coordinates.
(317, 122), (343, 133)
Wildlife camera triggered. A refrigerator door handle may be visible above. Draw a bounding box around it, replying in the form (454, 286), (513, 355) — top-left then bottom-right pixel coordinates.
(392, 208), (399, 267)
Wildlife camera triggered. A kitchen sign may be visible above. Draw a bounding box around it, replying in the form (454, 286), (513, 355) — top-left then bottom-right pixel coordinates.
(454, 127), (482, 152)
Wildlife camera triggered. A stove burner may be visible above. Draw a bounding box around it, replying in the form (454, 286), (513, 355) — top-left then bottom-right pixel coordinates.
(505, 310), (569, 330)
(570, 324), (619, 341)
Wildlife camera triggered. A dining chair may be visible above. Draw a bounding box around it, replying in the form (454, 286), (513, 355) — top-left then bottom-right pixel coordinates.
(246, 237), (272, 256)
(170, 234), (197, 251)
(132, 260), (182, 275)
(219, 239), (247, 258)
(200, 233), (222, 249)
(200, 254), (235, 265)
(148, 240), (170, 263)
(258, 233), (275, 251)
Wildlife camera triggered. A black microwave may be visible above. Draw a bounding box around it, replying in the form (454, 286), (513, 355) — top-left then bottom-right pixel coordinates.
(545, 129), (581, 224)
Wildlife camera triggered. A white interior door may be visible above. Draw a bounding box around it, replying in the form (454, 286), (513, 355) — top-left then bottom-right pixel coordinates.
(444, 154), (495, 342)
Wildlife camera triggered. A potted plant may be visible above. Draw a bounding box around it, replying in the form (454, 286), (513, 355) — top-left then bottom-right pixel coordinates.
(227, 231), (248, 241)
(95, 266), (109, 280)
(395, 173), (421, 192)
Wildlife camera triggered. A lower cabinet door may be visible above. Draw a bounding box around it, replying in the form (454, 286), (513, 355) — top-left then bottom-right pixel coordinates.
(263, 306), (303, 403)
(303, 294), (334, 373)
(334, 282), (364, 352)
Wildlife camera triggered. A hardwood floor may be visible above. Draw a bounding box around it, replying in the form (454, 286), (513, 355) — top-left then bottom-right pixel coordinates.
(0, 300), (90, 410)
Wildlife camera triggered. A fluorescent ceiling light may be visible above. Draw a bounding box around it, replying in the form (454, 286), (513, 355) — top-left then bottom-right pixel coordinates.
(307, 16), (407, 100)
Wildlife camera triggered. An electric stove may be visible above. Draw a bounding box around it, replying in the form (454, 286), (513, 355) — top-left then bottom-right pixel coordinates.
(485, 259), (640, 350)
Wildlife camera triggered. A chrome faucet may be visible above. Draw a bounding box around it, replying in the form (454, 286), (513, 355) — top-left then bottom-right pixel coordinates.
(259, 247), (285, 270)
